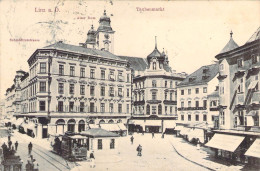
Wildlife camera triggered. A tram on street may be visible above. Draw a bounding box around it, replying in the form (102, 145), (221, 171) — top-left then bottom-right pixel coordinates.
(52, 132), (88, 161)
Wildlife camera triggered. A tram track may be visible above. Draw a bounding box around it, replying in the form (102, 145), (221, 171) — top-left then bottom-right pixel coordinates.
(32, 144), (71, 170)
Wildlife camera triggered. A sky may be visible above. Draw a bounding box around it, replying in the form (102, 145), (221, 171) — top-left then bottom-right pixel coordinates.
(0, 0), (259, 99)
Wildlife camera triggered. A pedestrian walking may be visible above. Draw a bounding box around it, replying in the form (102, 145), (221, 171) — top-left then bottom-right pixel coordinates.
(8, 140), (12, 149)
(196, 138), (200, 150)
(8, 135), (11, 142)
(152, 132), (154, 138)
(137, 144), (142, 156)
(28, 142), (33, 155)
(15, 141), (18, 151)
(130, 136), (134, 144)
(89, 151), (95, 168)
(161, 133), (164, 139)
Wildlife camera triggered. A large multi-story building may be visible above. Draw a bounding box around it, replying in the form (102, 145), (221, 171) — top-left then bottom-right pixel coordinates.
(177, 64), (219, 127)
(127, 40), (186, 133)
(206, 28), (260, 164)
(5, 10), (132, 138)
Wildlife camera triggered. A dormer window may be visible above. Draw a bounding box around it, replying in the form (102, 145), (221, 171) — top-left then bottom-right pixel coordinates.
(237, 59), (243, 68)
(219, 64), (224, 71)
(252, 54), (258, 64)
(202, 67), (209, 74)
(153, 62), (156, 70)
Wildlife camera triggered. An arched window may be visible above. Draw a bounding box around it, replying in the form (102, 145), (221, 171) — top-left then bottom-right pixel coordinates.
(146, 104), (150, 115)
(158, 104), (162, 115)
(67, 119), (76, 132)
(89, 120), (95, 124)
(78, 120), (85, 132)
(99, 120), (105, 124)
(108, 119), (114, 124)
(153, 62), (156, 70)
(56, 119), (65, 125)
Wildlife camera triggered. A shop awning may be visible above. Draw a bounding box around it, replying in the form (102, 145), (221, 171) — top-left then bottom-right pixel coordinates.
(14, 118), (24, 126)
(180, 127), (191, 135)
(117, 123), (127, 131)
(205, 133), (245, 152)
(100, 124), (120, 132)
(145, 120), (161, 126)
(245, 138), (260, 158)
(174, 125), (184, 131)
(89, 124), (100, 129)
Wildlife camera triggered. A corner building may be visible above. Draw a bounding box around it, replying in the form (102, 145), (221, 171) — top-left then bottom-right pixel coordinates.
(128, 41), (186, 133)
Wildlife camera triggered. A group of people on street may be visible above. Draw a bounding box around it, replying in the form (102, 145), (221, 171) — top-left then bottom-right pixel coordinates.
(1, 135), (19, 159)
(130, 136), (143, 157)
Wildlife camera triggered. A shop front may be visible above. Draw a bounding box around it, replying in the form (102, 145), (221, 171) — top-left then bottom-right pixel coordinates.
(245, 138), (260, 166)
(144, 120), (162, 133)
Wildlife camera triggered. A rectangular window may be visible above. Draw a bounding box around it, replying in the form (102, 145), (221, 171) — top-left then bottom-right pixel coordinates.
(152, 92), (157, 100)
(109, 103), (113, 113)
(181, 90), (184, 95)
(69, 84), (74, 94)
(238, 78), (244, 93)
(181, 101), (184, 108)
(80, 68), (85, 78)
(165, 81), (167, 87)
(188, 101), (191, 107)
(58, 101), (63, 112)
(118, 88), (123, 97)
(101, 103), (105, 113)
(196, 115), (199, 121)
(109, 87), (114, 96)
(90, 69), (95, 79)
(195, 88), (199, 94)
(101, 70), (105, 79)
(118, 72), (123, 81)
(98, 139), (102, 150)
(127, 104), (130, 113)
(59, 65), (64, 75)
(90, 102), (95, 113)
(196, 101), (199, 108)
(252, 55), (258, 64)
(203, 87), (207, 93)
(170, 93), (173, 101)
(69, 102), (74, 112)
(80, 102), (84, 112)
(188, 115), (191, 121)
(127, 74), (130, 82)
(152, 80), (157, 87)
(127, 89), (130, 97)
(40, 63), (46, 73)
(80, 85), (85, 95)
(203, 100), (207, 108)
(70, 66), (75, 76)
(188, 89), (191, 95)
(152, 106), (156, 114)
(101, 86), (105, 96)
(109, 71), (114, 80)
(39, 101), (45, 111)
(203, 115), (207, 121)
(58, 83), (64, 94)
(237, 59), (243, 67)
(170, 106), (173, 114)
(219, 64), (224, 71)
(39, 82), (46, 92)
(110, 139), (115, 149)
(181, 115), (184, 121)
(90, 86), (95, 96)
(118, 104), (122, 113)
(170, 81), (173, 88)
(165, 92), (167, 100)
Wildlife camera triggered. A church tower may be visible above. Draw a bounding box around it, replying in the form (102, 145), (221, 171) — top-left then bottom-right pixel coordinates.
(95, 10), (115, 53)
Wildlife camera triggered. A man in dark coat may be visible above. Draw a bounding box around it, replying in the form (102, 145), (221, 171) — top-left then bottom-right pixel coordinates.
(28, 142), (33, 155)
(15, 141), (18, 151)
(130, 136), (134, 144)
(8, 140), (12, 149)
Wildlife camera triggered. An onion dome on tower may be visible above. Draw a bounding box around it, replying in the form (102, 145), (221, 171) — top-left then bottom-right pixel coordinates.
(97, 10), (113, 32)
(85, 25), (96, 45)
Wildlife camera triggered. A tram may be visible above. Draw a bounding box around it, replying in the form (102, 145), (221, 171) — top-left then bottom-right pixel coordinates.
(52, 132), (88, 161)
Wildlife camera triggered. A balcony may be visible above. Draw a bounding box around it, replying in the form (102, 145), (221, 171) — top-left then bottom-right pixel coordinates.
(177, 107), (207, 111)
(235, 125), (251, 131)
(163, 100), (177, 105)
(146, 100), (162, 104)
(134, 100), (145, 105)
(209, 107), (219, 111)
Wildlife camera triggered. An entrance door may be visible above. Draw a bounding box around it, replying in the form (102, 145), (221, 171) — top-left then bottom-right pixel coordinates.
(42, 128), (48, 138)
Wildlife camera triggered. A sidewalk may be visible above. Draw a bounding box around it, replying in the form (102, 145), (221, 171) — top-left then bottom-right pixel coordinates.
(167, 136), (244, 171)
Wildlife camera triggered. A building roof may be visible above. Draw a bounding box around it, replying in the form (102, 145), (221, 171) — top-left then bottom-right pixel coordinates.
(246, 26), (260, 44)
(21, 72), (29, 82)
(178, 64), (218, 87)
(219, 31), (239, 54)
(80, 128), (120, 138)
(147, 47), (162, 58)
(118, 56), (148, 71)
(207, 89), (219, 98)
(44, 42), (123, 61)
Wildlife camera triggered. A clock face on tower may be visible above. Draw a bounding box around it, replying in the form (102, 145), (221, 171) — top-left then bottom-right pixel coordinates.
(104, 34), (110, 39)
